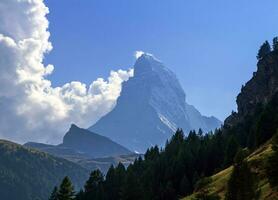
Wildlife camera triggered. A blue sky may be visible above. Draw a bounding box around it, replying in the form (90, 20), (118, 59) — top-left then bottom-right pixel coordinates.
(44, 0), (278, 120)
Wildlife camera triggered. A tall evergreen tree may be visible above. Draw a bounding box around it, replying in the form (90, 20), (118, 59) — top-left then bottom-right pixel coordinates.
(75, 190), (84, 200)
(104, 165), (119, 200)
(49, 186), (58, 200)
(255, 93), (278, 146)
(225, 149), (258, 200)
(145, 145), (160, 161)
(84, 169), (104, 200)
(198, 128), (203, 137)
(84, 169), (104, 193)
(121, 168), (143, 200)
(273, 37), (278, 51)
(257, 41), (271, 60)
(179, 175), (191, 196)
(57, 177), (75, 200)
(224, 136), (239, 167)
(162, 181), (176, 200)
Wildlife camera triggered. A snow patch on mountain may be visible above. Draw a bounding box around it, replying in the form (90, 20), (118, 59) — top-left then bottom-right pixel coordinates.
(158, 113), (177, 132)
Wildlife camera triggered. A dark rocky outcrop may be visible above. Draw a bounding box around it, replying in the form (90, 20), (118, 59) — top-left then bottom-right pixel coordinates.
(225, 50), (278, 127)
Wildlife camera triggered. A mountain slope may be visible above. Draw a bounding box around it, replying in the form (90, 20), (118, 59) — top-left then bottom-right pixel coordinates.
(89, 54), (221, 152)
(182, 140), (277, 200)
(25, 124), (134, 173)
(61, 124), (132, 158)
(0, 140), (89, 200)
(25, 124), (132, 159)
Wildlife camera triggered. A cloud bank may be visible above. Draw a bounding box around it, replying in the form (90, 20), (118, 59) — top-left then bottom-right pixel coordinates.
(0, 0), (133, 144)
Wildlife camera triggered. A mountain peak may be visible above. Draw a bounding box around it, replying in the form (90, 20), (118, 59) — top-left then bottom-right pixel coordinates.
(70, 123), (78, 130)
(63, 124), (132, 157)
(90, 54), (221, 152)
(137, 52), (156, 60)
(134, 53), (166, 77)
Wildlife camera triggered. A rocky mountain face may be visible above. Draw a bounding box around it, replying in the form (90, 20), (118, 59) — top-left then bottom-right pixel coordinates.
(89, 54), (222, 152)
(225, 50), (278, 126)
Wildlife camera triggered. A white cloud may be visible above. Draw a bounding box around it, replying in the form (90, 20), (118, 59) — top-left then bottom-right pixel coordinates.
(0, 0), (134, 144)
(134, 51), (145, 59)
(134, 50), (156, 60)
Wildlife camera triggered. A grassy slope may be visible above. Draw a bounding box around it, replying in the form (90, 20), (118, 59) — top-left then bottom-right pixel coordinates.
(182, 141), (278, 200)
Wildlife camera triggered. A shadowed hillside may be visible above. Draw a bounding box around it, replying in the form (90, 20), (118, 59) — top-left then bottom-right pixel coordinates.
(0, 140), (89, 200)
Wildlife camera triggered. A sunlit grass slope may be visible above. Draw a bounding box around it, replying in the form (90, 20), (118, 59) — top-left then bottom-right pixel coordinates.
(182, 140), (278, 200)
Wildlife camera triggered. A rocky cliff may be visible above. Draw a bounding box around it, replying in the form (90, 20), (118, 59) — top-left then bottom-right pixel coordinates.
(225, 50), (278, 126)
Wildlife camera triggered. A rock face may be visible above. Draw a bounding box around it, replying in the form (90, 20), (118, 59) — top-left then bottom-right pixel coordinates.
(238, 51), (278, 114)
(89, 54), (222, 152)
(225, 50), (278, 126)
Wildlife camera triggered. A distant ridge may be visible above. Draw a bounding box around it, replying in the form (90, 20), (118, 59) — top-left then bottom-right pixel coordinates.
(25, 124), (132, 158)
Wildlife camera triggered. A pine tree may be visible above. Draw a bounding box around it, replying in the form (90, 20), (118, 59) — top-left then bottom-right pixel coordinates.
(198, 128), (203, 137)
(179, 175), (191, 195)
(121, 168), (143, 200)
(84, 169), (104, 199)
(75, 190), (84, 200)
(192, 171), (200, 187)
(224, 135), (239, 167)
(49, 186), (58, 200)
(273, 37), (278, 51)
(225, 149), (258, 200)
(163, 181), (176, 200)
(257, 41), (271, 60)
(84, 169), (104, 193)
(57, 177), (75, 200)
(145, 145), (160, 161)
(114, 162), (126, 197)
(255, 94), (278, 146)
(104, 165), (118, 200)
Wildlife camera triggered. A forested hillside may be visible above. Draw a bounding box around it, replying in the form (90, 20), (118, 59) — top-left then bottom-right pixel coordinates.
(0, 140), (89, 200)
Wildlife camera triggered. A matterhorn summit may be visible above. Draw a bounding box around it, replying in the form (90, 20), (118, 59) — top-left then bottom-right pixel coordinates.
(89, 53), (221, 152)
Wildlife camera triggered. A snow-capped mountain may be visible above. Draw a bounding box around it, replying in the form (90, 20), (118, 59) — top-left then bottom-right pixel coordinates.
(89, 53), (221, 152)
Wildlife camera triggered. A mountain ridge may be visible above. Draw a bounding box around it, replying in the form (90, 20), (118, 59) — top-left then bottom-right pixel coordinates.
(25, 124), (132, 158)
